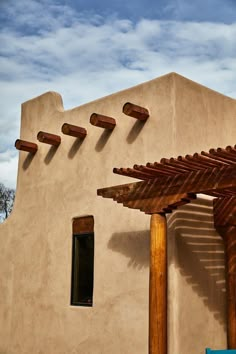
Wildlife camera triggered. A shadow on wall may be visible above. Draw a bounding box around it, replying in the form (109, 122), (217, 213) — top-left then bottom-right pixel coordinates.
(68, 138), (84, 159)
(44, 145), (59, 164)
(95, 129), (113, 152)
(108, 230), (150, 269)
(23, 152), (35, 170)
(168, 198), (226, 329)
(126, 120), (146, 144)
(108, 198), (226, 328)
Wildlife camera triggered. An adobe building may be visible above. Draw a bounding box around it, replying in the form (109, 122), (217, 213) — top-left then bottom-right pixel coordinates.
(0, 73), (235, 354)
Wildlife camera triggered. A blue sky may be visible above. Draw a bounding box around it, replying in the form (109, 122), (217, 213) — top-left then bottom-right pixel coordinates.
(0, 0), (236, 188)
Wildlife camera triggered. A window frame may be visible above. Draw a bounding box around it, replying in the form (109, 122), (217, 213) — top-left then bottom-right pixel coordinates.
(70, 216), (94, 307)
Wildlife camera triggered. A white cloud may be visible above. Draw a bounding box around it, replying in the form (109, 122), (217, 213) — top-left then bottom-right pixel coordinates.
(0, 0), (236, 188)
(0, 150), (18, 189)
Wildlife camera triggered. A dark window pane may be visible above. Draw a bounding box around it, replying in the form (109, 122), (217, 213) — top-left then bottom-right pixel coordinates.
(71, 216), (94, 307)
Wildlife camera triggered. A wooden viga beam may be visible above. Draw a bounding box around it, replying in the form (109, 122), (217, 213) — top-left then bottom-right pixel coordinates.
(61, 123), (87, 139)
(123, 102), (149, 121)
(90, 113), (116, 130)
(213, 197), (236, 349)
(15, 139), (38, 153)
(37, 131), (61, 146)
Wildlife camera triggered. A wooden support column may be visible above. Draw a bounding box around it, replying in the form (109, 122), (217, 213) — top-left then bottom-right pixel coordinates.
(224, 226), (236, 349)
(149, 213), (167, 354)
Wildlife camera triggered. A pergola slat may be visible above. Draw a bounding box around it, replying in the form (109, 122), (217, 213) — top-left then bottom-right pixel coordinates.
(111, 145), (236, 190)
(147, 162), (181, 175)
(201, 150), (234, 164)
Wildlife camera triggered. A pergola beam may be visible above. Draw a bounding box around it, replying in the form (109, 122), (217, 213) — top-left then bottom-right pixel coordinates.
(123, 193), (196, 214)
(98, 164), (236, 214)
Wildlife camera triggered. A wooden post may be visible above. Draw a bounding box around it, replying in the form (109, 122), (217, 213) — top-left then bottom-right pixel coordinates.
(149, 213), (167, 354)
(224, 226), (236, 349)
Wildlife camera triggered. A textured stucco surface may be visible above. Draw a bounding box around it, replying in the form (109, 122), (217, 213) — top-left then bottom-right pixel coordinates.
(0, 73), (235, 353)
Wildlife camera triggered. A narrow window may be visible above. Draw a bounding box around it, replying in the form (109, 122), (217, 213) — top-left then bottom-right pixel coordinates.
(71, 216), (94, 306)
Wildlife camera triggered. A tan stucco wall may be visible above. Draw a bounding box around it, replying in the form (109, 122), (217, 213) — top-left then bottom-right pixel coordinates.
(0, 73), (235, 354)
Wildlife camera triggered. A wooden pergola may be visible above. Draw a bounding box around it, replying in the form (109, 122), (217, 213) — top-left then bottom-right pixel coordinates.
(97, 144), (236, 354)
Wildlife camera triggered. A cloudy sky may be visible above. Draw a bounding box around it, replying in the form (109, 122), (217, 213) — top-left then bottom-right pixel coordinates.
(0, 0), (236, 188)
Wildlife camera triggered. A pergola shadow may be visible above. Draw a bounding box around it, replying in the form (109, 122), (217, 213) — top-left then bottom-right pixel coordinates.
(168, 198), (226, 329)
(108, 198), (227, 328)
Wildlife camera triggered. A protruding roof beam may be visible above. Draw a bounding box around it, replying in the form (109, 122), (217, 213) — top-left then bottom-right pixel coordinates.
(15, 139), (38, 153)
(90, 113), (116, 130)
(61, 123), (87, 139)
(123, 102), (149, 121)
(37, 131), (61, 146)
